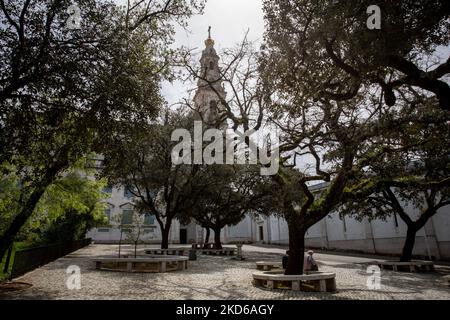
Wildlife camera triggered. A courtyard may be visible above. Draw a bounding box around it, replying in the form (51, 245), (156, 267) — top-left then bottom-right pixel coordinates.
(1, 244), (449, 300)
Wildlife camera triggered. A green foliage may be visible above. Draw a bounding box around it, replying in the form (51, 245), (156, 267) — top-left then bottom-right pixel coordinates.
(1, 163), (108, 245)
(101, 110), (203, 227)
(0, 0), (204, 258)
(261, 0), (450, 110)
(0, 162), (22, 236)
(31, 174), (107, 244)
(339, 104), (450, 223)
(183, 164), (270, 230)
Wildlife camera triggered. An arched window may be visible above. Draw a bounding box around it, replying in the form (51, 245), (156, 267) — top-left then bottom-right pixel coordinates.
(121, 209), (134, 225)
(209, 61), (214, 70)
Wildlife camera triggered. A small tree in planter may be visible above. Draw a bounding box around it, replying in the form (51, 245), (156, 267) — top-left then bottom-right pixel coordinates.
(123, 212), (146, 259)
(111, 213), (125, 258)
(112, 210), (146, 258)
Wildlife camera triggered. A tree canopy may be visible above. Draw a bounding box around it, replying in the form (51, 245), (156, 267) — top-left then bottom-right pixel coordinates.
(261, 0), (450, 110)
(0, 0), (204, 260)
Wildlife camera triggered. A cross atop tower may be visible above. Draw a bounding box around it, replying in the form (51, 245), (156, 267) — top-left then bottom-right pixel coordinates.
(204, 26), (214, 47)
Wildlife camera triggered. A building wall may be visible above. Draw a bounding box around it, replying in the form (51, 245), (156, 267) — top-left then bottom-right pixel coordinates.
(87, 185), (180, 244)
(87, 186), (450, 260)
(253, 203), (450, 260)
(223, 215), (253, 243)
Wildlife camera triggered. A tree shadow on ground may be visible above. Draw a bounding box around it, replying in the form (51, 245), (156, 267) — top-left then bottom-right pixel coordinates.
(144, 276), (349, 300)
(377, 272), (450, 294)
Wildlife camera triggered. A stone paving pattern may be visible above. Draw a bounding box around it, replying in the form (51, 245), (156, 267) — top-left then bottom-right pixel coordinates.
(1, 244), (449, 300)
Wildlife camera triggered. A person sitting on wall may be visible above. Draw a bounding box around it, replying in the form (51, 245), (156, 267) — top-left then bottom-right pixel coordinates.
(304, 250), (319, 271)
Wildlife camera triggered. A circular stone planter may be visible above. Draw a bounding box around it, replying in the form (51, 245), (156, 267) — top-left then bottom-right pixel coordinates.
(368, 260), (435, 272)
(92, 255), (188, 273)
(252, 270), (336, 292)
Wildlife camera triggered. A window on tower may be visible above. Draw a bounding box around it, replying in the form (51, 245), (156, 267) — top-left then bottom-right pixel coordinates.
(210, 100), (218, 115)
(209, 61), (214, 70)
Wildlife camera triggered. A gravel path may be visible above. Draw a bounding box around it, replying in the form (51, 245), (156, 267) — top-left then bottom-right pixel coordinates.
(1, 244), (449, 300)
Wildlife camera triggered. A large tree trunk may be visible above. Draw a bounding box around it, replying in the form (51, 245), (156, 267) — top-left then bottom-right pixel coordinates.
(213, 228), (222, 249)
(161, 227), (170, 249)
(0, 187), (48, 262)
(0, 161), (66, 262)
(400, 226), (417, 262)
(118, 229), (123, 258)
(285, 221), (307, 275)
(204, 227), (211, 247)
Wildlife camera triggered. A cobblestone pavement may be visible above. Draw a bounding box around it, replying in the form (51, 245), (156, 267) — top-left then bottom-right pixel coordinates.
(1, 244), (449, 300)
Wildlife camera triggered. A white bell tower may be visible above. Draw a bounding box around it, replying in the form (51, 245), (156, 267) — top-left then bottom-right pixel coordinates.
(193, 27), (227, 127)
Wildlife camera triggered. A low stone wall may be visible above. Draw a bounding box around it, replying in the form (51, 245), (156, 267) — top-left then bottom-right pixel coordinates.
(145, 248), (189, 256)
(145, 247), (236, 256)
(200, 248), (236, 256)
(368, 260), (435, 272)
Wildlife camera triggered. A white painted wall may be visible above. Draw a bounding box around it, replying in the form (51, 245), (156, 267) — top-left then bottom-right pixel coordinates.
(87, 186), (179, 243)
(432, 206), (450, 241)
(88, 185), (450, 259)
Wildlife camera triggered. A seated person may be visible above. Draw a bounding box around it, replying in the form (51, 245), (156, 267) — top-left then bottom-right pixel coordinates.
(282, 250), (289, 269)
(304, 250), (319, 271)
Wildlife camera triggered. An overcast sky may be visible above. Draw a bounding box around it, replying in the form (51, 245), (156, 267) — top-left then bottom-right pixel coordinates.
(162, 0), (264, 106)
(118, 0), (449, 107)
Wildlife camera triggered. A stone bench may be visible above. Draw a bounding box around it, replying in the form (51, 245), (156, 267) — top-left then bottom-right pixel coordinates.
(144, 248), (189, 256)
(443, 275), (450, 287)
(144, 247), (236, 256)
(199, 248), (236, 256)
(191, 243), (214, 249)
(256, 261), (283, 271)
(92, 256), (188, 273)
(368, 260), (435, 272)
(252, 270), (336, 292)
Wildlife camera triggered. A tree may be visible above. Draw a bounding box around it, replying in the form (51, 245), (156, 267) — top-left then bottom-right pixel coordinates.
(101, 110), (210, 249)
(112, 210), (148, 258)
(339, 103), (450, 261)
(261, 0), (450, 111)
(181, 164), (268, 249)
(184, 35), (401, 275)
(2, 162), (107, 245)
(0, 0), (204, 261)
(185, 7), (447, 274)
